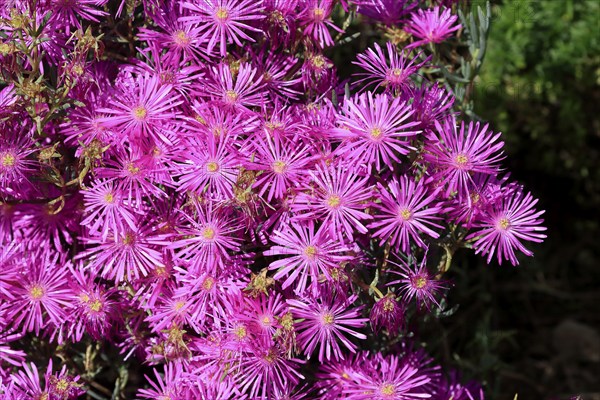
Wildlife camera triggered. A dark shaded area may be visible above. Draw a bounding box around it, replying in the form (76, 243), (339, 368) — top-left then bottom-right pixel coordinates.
(440, 1), (600, 398)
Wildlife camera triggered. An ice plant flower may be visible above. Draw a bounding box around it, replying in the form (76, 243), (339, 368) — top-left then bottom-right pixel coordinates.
(265, 221), (351, 294)
(335, 92), (421, 172)
(424, 118), (505, 202)
(300, 0), (343, 48)
(406, 6), (462, 48)
(369, 293), (405, 335)
(370, 176), (442, 253)
(467, 188), (547, 266)
(288, 294), (368, 361)
(353, 42), (429, 93)
(180, 0), (265, 56)
(388, 255), (448, 310)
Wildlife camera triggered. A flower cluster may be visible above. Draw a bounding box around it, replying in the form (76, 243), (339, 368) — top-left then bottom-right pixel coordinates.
(0, 0), (544, 398)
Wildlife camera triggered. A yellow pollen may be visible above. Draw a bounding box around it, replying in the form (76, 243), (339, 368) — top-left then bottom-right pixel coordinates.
(122, 232), (136, 245)
(55, 379), (69, 392)
(470, 192), (480, 204)
(132, 105), (147, 120)
(304, 245), (318, 258)
(313, 7), (325, 19)
(400, 208), (412, 221)
(234, 326), (247, 339)
(215, 7), (229, 20)
(1, 152), (15, 167)
(311, 55), (326, 68)
(498, 217), (510, 230)
(383, 298), (395, 312)
(174, 300), (186, 311)
(79, 293), (90, 303)
(455, 153), (469, 166)
(104, 192), (114, 203)
(272, 160), (287, 174)
(89, 299), (102, 312)
(206, 161), (219, 173)
(263, 349), (277, 363)
(127, 163), (140, 175)
(29, 285), (44, 300)
(391, 68), (402, 77)
(370, 127), (383, 139)
(414, 276), (427, 289)
(225, 90), (238, 102)
(262, 316), (271, 325)
(173, 30), (190, 46)
(381, 383), (395, 396)
(202, 277), (215, 291)
(201, 226), (216, 240)
(342, 372), (350, 379)
(326, 194), (341, 208)
(322, 312), (334, 325)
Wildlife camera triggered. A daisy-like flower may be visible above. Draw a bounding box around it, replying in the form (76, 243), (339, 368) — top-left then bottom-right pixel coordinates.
(81, 179), (139, 240)
(369, 176), (442, 253)
(369, 293), (405, 335)
(334, 92), (421, 172)
(355, 0), (417, 26)
(467, 187), (547, 266)
(246, 132), (313, 202)
(265, 221), (350, 295)
(410, 82), (454, 130)
(388, 255), (448, 310)
(353, 42), (429, 93)
(180, 0), (265, 56)
(292, 162), (373, 241)
(47, 0), (108, 31)
(405, 6), (462, 48)
(424, 118), (505, 203)
(80, 222), (168, 283)
(138, 363), (187, 399)
(98, 72), (182, 144)
(0, 123), (38, 199)
(203, 62), (266, 111)
(170, 201), (242, 272)
(299, 0), (343, 48)
(176, 131), (241, 200)
(11, 360), (84, 400)
(236, 337), (305, 399)
(343, 354), (431, 399)
(288, 294), (368, 361)
(7, 253), (73, 335)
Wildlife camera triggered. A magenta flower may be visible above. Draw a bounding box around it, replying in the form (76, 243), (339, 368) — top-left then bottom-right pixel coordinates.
(292, 162), (373, 241)
(47, 0), (108, 31)
(467, 188), (547, 266)
(0, 123), (38, 199)
(369, 293), (405, 335)
(369, 176), (442, 253)
(265, 221), (350, 294)
(388, 255), (448, 310)
(180, 0), (265, 56)
(6, 253), (73, 335)
(424, 118), (505, 202)
(138, 363), (186, 399)
(288, 294), (368, 361)
(343, 354), (431, 399)
(355, 0), (417, 25)
(406, 6), (462, 48)
(0, 329), (25, 367)
(203, 62), (266, 110)
(335, 92), (421, 171)
(98, 72), (182, 144)
(299, 0), (343, 48)
(353, 42), (429, 93)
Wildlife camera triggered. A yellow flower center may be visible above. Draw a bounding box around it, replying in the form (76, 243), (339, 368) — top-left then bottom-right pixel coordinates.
(127, 163), (140, 175)
(1, 152), (15, 167)
(201, 226), (216, 240)
(455, 153), (469, 167)
(383, 298), (395, 312)
(89, 299), (102, 312)
(380, 383), (396, 396)
(132, 105), (147, 120)
(202, 276), (215, 291)
(174, 300), (186, 311)
(55, 379), (70, 392)
(234, 325), (247, 339)
(326, 194), (341, 208)
(122, 232), (136, 245)
(225, 90), (238, 102)
(370, 127), (383, 139)
(498, 217), (510, 230)
(322, 312), (335, 325)
(29, 285), (44, 300)
(311, 54), (326, 68)
(400, 208), (412, 221)
(414, 276), (427, 289)
(263, 348), (277, 363)
(104, 192), (114, 203)
(304, 245), (317, 258)
(215, 7), (229, 20)
(272, 160), (287, 174)
(206, 161), (219, 173)
(172, 30), (190, 46)
(391, 68), (402, 77)
(313, 7), (325, 20)
(261, 316), (271, 326)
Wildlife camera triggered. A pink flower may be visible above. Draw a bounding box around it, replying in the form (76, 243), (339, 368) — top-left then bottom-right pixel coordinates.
(406, 6), (462, 48)
(299, 0), (343, 48)
(467, 188), (547, 265)
(335, 92), (421, 172)
(288, 294), (367, 361)
(369, 176), (442, 253)
(388, 255), (448, 310)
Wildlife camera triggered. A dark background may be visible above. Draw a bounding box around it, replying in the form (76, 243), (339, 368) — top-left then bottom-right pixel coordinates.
(439, 1), (600, 398)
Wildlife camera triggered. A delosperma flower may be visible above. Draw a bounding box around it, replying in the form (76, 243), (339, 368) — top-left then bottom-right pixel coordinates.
(0, 0), (545, 397)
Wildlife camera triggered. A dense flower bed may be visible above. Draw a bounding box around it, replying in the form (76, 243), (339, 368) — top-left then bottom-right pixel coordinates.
(0, 0), (546, 398)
